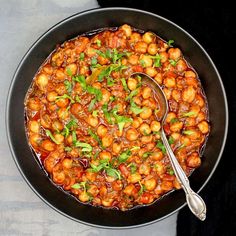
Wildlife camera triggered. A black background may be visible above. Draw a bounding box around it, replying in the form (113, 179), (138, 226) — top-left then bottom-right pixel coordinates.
(97, 1), (235, 235)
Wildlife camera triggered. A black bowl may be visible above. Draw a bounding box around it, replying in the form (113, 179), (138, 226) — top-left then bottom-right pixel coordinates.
(6, 7), (228, 228)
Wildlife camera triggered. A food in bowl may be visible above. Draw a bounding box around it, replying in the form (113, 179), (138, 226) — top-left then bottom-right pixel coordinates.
(24, 24), (210, 210)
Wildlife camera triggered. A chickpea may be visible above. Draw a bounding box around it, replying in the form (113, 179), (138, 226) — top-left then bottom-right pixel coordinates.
(148, 43), (158, 55)
(85, 47), (97, 57)
(99, 151), (112, 161)
(182, 86), (196, 103)
(47, 91), (57, 102)
(135, 41), (148, 53)
(180, 136), (191, 146)
(112, 180), (123, 191)
(52, 120), (63, 132)
(87, 114), (98, 127)
(55, 83), (66, 95)
(150, 151), (163, 161)
(123, 184), (135, 196)
(87, 184), (99, 196)
(185, 70), (196, 78)
(163, 88), (171, 100)
(198, 120), (209, 134)
(142, 32), (155, 44)
(171, 132), (181, 140)
(168, 48), (181, 60)
(126, 128), (139, 141)
(144, 178), (157, 191)
(173, 178), (181, 189)
(85, 171), (97, 182)
(139, 123), (151, 135)
(160, 52), (169, 63)
(133, 96), (142, 106)
(172, 89), (181, 102)
(150, 121), (161, 132)
(65, 63), (77, 76)
(101, 198), (114, 207)
(41, 114), (51, 129)
(29, 133), (41, 148)
(62, 158), (73, 169)
(161, 181), (173, 191)
(170, 121), (183, 132)
(52, 171), (65, 184)
(97, 125), (108, 137)
(141, 87), (152, 99)
(176, 59), (187, 72)
(163, 76), (176, 88)
(57, 108), (69, 120)
(127, 78), (137, 90)
(196, 112), (205, 123)
(43, 64), (53, 75)
(41, 140), (55, 152)
(128, 54), (139, 65)
(132, 117), (143, 128)
(99, 185), (107, 196)
(166, 112), (177, 123)
(141, 135), (153, 143)
(36, 73), (48, 90)
(54, 133), (64, 144)
(194, 95), (205, 107)
(55, 98), (69, 108)
(153, 161), (165, 174)
(102, 135), (113, 148)
(139, 192), (154, 204)
(145, 67), (157, 77)
(139, 163), (151, 175)
(29, 121), (40, 133)
(56, 70), (68, 83)
(120, 24), (132, 37)
(100, 88), (111, 105)
(139, 107), (152, 119)
(186, 152), (201, 168)
(154, 73), (163, 85)
(112, 142), (122, 154)
(139, 55), (153, 67)
(79, 192), (90, 202)
(130, 32), (141, 42)
(128, 173), (142, 183)
(28, 98), (41, 111)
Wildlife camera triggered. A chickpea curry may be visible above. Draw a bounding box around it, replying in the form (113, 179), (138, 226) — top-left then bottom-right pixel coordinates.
(25, 24), (209, 210)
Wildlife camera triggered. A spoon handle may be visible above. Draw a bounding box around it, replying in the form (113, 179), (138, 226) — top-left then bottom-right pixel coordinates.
(161, 129), (206, 221)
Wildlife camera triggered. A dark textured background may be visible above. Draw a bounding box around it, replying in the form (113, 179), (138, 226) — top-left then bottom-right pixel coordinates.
(97, 1), (235, 235)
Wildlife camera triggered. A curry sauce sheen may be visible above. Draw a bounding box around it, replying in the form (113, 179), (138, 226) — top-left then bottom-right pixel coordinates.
(24, 24), (210, 210)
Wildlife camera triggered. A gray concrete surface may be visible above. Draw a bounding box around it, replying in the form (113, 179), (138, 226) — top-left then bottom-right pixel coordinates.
(0, 1), (177, 235)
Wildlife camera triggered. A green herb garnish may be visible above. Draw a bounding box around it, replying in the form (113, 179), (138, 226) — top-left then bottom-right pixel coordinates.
(118, 149), (132, 163)
(80, 52), (85, 61)
(169, 59), (178, 66)
(88, 128), (102, 146)
(45, 130), (60, 145)
(168, 136), (175, 145)
(170, 118), (179, 124)
(121, 78), (129, 92)
(74, 141), (93, 152)
(156, 140), (166, 154)
(102, 103), (112, 124)
(151, 54), (162, 67)
(138, 181), (146, 195)
(130, 100), (143, 114)
(66, 67), (73, 77)
(96, 39), (101, 47)
(182, 111), (197, 117)
(167, 39), (174, 47)
(125, 88), (139, 101)
(183, 130), (194, 135)
(73, 75), (87, 90)
(55, 94), (75, 103)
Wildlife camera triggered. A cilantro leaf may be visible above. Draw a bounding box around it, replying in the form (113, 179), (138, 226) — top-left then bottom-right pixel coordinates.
(45, 130), (60, 144)
(118, 149), (132, 163)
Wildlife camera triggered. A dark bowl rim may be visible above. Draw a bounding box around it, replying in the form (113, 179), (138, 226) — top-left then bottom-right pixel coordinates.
(5, 7), (229, 229)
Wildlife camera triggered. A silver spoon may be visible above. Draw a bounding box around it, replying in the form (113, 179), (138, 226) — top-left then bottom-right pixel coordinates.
(132, 72), (206, 221)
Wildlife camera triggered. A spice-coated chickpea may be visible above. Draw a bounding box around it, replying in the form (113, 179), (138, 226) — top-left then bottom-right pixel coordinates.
(144, 67), (157, 77)
(52, 171), (65, 184)
(29, 121), (40, 133)
(139, 55), (153, 67)
(139, 107), (152, 119)
(144, 178), (157, 191)
(79, 192), (90, 202)
(170, 121), (183, 132)
(128, 173), (142, 183)
(160, 52), (169, 63)
(55, 69), (66, 81)
(128, 54), (139, 65)
(41, 140), (56, 152)
(150, 151), (163, 161)
(87, 115), (98, 127)
(99, 151), (112, 161)
(163, 76), (176, 88)
(142, 32), (155, 44)
(168, 48), (181, 60)
(154, 73), (163, 85)
(127, 78), (137, 90)
(54, 133), (64, 144)
(102, 198), (114, 207)
(139, 163), (151, 175)
(139, 123), (151, 135)
(126, 128), (139, 141)
(197, 120), (209, 134)
(28, 98), (41, 111)
(141, 86), (152, 99)
(186, 152), (201, 168)
(176, 59), (187, 72)
(97, 125), (108, 137)
(55, 98), (69, 108)
(163, 88), (171, 100)
(166, 112), (176, 123)
(101, 89), (111, 105)
(47, 91), (58, 102)
(102, 135), (113, 147)
(123, 184), (135, 196)
(36, 73), (48, 90)
(147, 43), (158, 55)
(29, 133), (41, 148)
(141, 135), (153, 143)
(112, 142), (122, 154)
(52, 120), (63, 131)
(62, 158), (73, 169)
(120, 24), (132, 37)
(65, 63), (77, 76)
(150, 121), (161, 132)
(135, 41), (148, 53)
(57, 107), (69, 120)
(132, 117), (143, 128)
(172, 89), (181, 102)
(130, 32), (141, 42)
